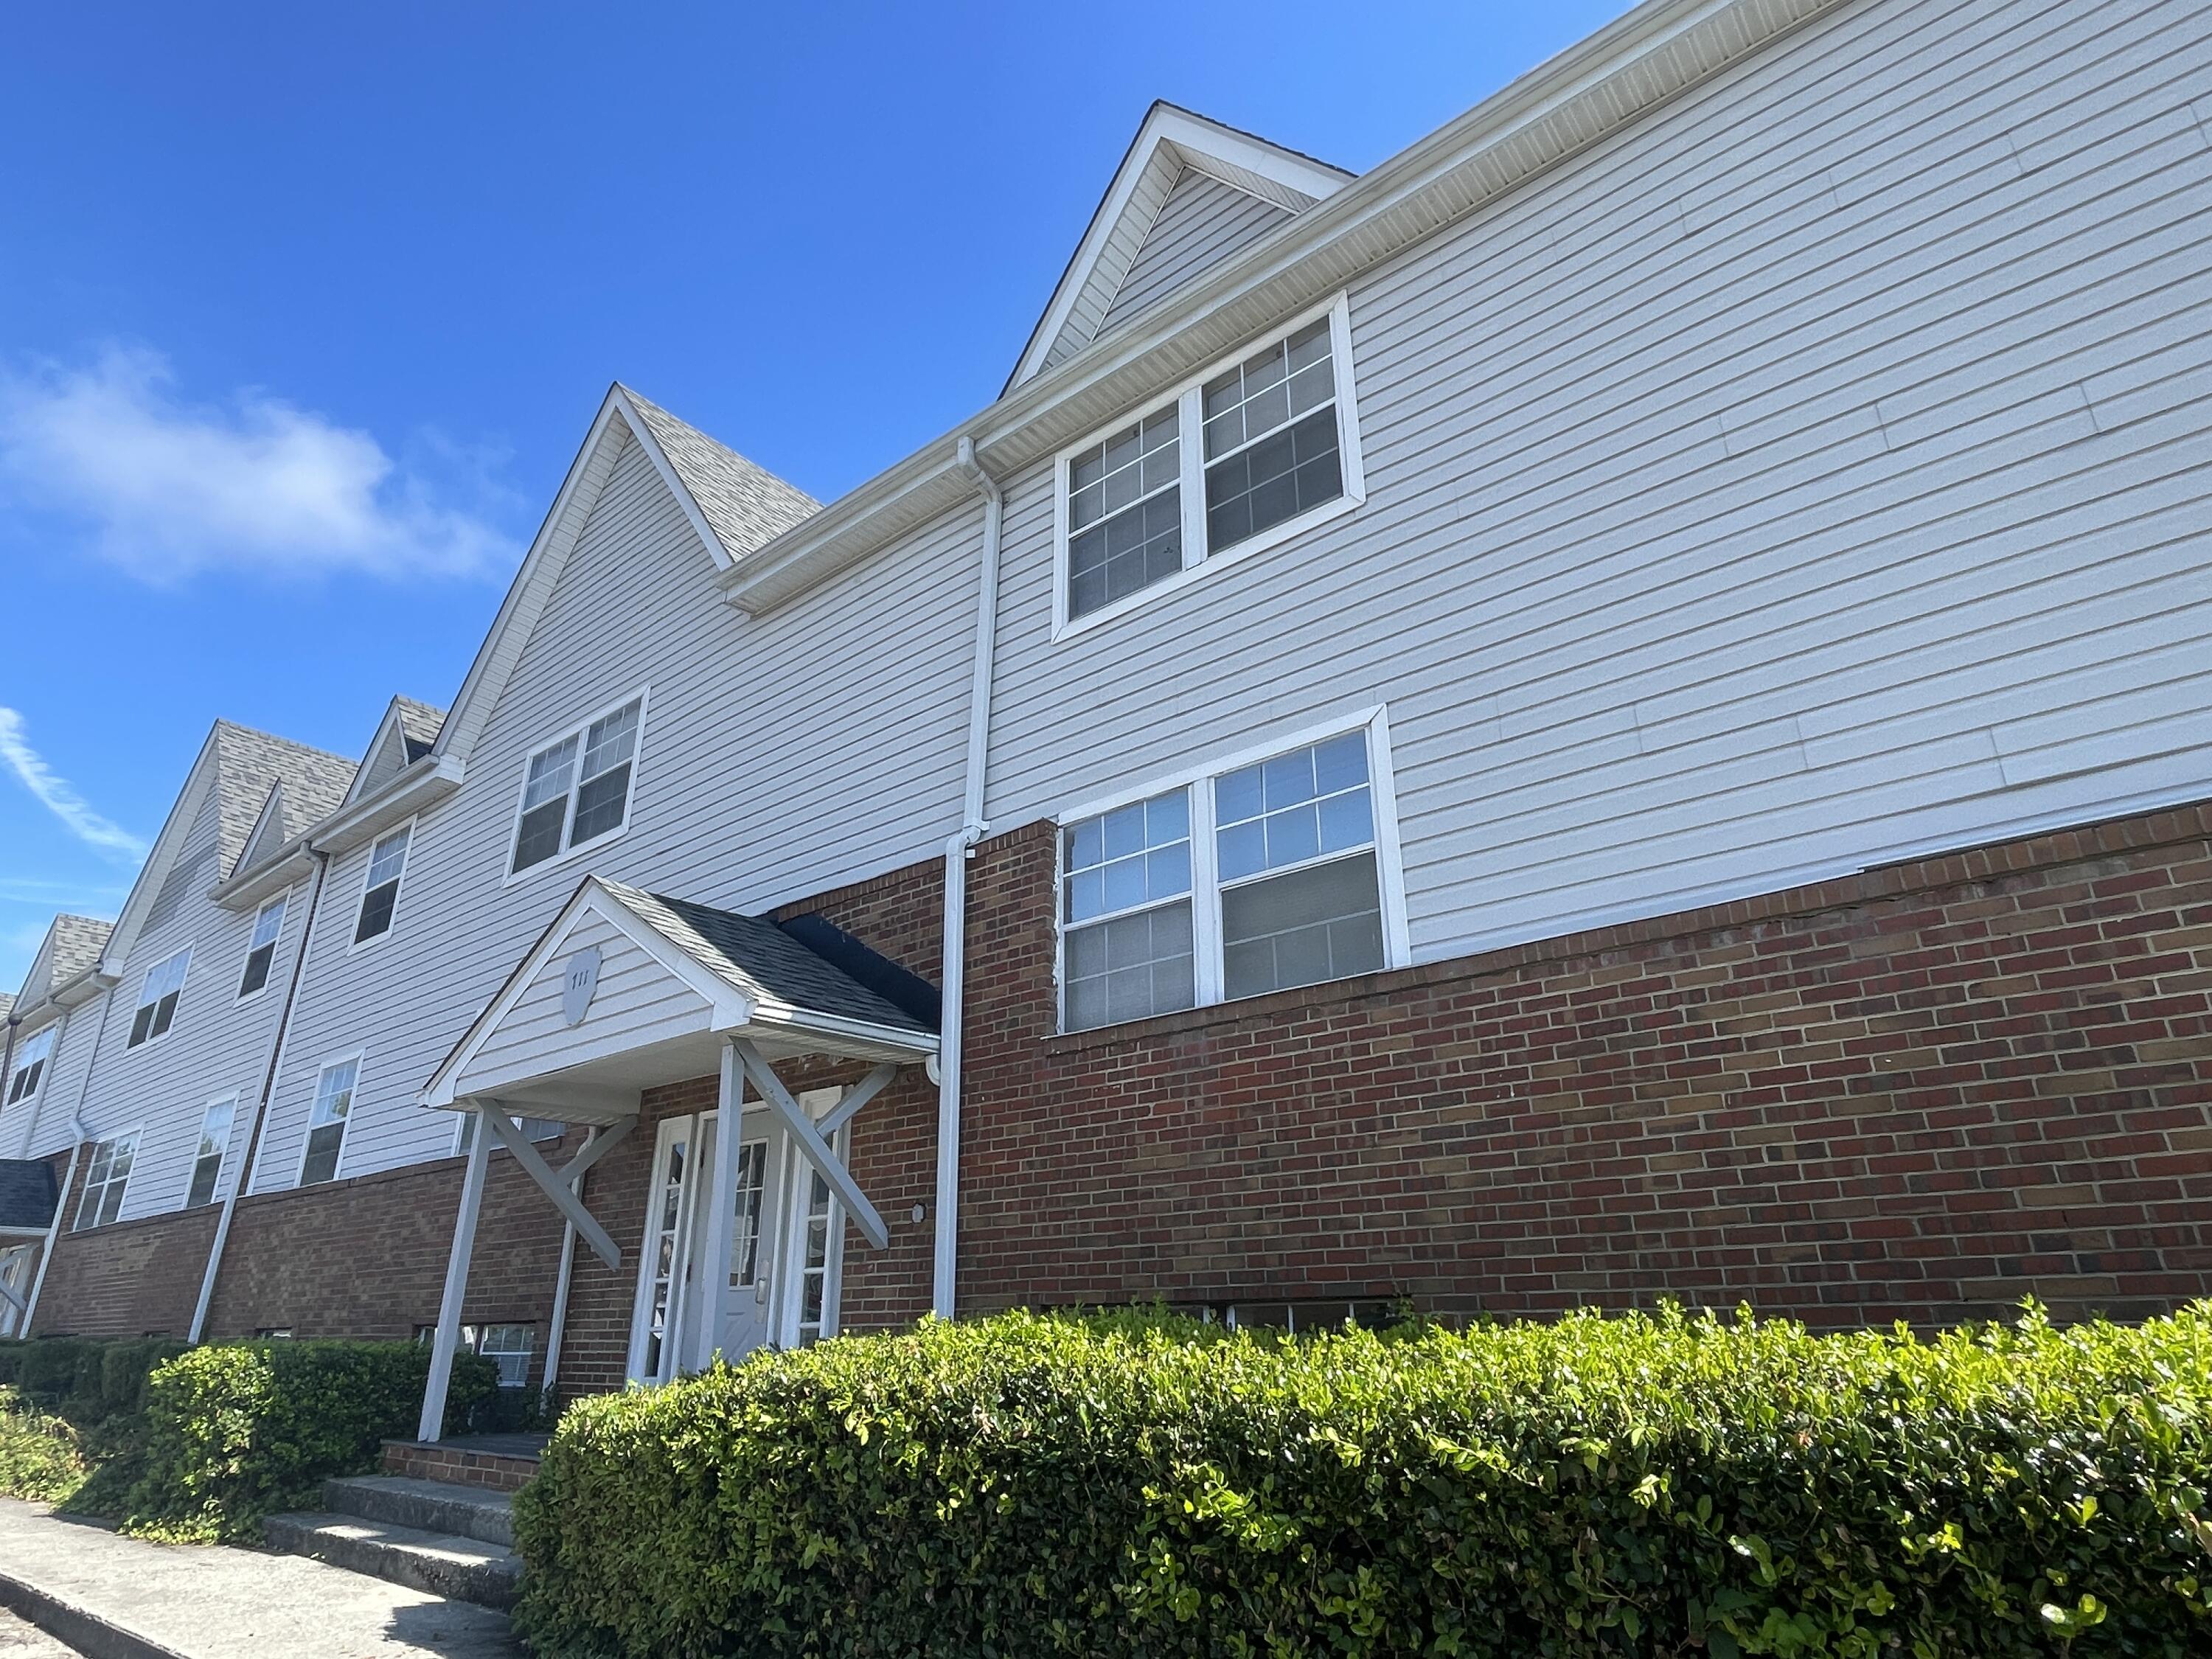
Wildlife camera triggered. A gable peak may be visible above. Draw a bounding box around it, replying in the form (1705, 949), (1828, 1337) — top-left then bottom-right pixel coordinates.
(1009, 102), (1354, 391)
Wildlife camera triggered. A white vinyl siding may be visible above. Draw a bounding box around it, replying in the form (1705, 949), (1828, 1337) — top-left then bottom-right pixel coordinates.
(187, 1096), (236, 1208)
(237, 894), (287, 999)
(299, 1057), (358, 1186)
(992, 0), (2212, 975)
(509, 693), (646, 876)
(353, 827), (411, 945)
(5, 1026), (54, 1107)
(1059, 718), (1402, 1032)
(74, 1131), (140, 1231)
(1096, 168), (1294, 339)
(1054, 296), (1363, 634)
(255, 423), (970, 1189)
(127, 949), (190, 1048)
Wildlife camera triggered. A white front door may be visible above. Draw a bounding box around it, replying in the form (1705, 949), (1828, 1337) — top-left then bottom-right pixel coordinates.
(0, 1245), (34, 1339)
(626, 1091), (858, 1382)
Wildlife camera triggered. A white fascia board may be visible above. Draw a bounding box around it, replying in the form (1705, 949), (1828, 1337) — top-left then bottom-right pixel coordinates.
(210, 837), (316, 913)
(309, 757), (464, 860)
(433, 390), (631, 771)
(741, 1002), (939, 1064)
(97, 725), (223, 977)
(721, 0), (1844, 616)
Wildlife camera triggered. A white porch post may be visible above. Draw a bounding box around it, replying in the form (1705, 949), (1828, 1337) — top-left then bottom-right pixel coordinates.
(692, 1040), (746, 1371)
(419, 1102), (495, 1443)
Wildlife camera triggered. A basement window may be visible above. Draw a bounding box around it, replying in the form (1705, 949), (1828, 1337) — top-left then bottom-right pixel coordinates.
(299, 1056), (358, 1186)
(127, 948), (191, 1048)
(237, 893), (288, 999)
(1054, 295), (1364, 636)
(509, 694), (646, 876)
(467, 1323), (538, 1388)
(6, 1025), (54, 1106)
(353, 825), (412, 946)
(74, 1130), (140, 1230)
(188, 1096), (236, 1208)
(1057, 714), (1405, 1033)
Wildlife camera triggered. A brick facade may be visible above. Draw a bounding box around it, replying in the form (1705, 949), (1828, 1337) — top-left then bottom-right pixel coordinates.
(955, 801), (2212, 1328)
(24, 797), (2212, 1366)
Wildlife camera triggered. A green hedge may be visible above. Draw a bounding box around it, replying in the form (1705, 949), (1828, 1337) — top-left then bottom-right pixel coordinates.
(122, 1340), (499, 1541)
(514, 1304), (2212, 1659)
(0, 1337), (498, 1540)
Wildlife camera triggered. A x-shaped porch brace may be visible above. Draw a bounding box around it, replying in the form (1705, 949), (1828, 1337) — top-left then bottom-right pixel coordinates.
(417, 1106), (634, 1440)
(732, 1040), (895, 1251)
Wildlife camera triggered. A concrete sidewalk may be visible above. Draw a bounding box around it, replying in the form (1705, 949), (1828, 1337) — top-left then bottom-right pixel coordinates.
(0, 1500), (521, 1659)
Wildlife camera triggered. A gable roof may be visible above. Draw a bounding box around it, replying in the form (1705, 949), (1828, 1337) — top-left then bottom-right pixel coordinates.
(431, 386), (818, 773)
(1007, 103), (1353, 392)
(98, 721), (350, 976)
(346, 695), (449, 807)
(15, 914), (114, 1012)
(603, 882), (931, 1038)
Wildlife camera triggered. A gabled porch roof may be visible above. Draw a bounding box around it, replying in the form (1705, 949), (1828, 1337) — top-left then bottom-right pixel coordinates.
(420, 875), (936, 1122)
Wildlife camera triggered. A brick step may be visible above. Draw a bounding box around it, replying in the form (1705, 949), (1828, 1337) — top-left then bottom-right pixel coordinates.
(323, 1473), (515, 1547)
(380, 1436), (543, 1494)
(262, 1511), (523, 1610)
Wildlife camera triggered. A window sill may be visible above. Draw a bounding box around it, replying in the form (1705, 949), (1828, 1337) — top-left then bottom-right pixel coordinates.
(1046, 956), (1421, 1054)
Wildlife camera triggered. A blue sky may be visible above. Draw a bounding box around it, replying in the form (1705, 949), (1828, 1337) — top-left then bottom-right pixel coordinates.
(0, 1), (1627, 988)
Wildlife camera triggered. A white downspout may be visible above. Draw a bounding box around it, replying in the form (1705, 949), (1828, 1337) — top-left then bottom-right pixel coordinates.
(189, 849), (330, 1343)
(933, 434), (1003, 1319)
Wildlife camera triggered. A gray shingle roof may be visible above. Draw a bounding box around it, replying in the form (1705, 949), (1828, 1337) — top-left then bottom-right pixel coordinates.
(597, 880), (932, 1037)
(618, 388), (821, 562)
(0, 1159), (58, 1232)
(393, 698), (445, 760)
(44, 915), (113, 990)
(212, 722), (355, 875)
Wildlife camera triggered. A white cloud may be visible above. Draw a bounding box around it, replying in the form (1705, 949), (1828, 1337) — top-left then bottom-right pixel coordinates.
(0, 347), (521, 582)
(0, 708), (148, 863)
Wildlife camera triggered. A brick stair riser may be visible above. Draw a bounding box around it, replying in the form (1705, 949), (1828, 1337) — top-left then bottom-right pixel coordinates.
(380, 1444), (537, 1494)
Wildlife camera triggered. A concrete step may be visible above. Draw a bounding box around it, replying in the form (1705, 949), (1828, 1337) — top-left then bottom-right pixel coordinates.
(262, 1512), (522, 1611)
(322, 1475), (515, 1548)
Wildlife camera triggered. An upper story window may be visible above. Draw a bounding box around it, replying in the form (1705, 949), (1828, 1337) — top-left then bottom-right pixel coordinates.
(353, 826), (411, 945)
(237, 894), (288, 998)
(510, 694), (646, 876)
(6, 1026), (55, 1106)
(126, 949), (191, 1048)
(74, 1130), (140, 1230)
(300, 1055), (358, 1186)
(1057, 715), (1405, 1033)
(1054, 295), (1363, 636)
(188, 1096), (237, 1208)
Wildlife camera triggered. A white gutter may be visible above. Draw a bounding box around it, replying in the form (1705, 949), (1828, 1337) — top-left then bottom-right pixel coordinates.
(931, 435), (1004, 1319)
(189, 847), (330, 1343)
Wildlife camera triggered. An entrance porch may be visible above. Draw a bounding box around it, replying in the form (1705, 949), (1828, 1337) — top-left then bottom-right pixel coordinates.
(411, 876), (938, 1439)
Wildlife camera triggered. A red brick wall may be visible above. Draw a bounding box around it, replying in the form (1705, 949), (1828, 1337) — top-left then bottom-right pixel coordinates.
(30, 1146), (218, 1338)
(198, 1134), (580, 1380)
(954, 801), (2212, 1328)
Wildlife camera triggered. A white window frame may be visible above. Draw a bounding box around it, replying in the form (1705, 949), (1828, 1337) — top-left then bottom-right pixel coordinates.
(187, 1093), (239, 1208)
(236, 891), (291, 1002)
(501, 687), (652, 886)
(296, 1050), (366, 1187)
(1052, 706), (1411, 1034)
(1051, 293), (1366, 641)
(125, 947), (192, 1050)
(5, 1022), (56, 1108)
(74, 1127), (144, 1231)
(348, 820), (415, 953)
